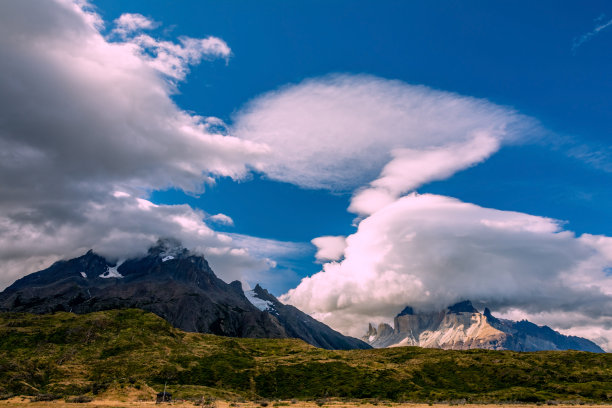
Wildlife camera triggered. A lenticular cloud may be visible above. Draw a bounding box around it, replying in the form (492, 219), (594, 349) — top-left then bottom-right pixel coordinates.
(233, 74), (534, 192)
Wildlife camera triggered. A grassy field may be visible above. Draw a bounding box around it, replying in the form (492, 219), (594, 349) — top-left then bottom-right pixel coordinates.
(0, 400), (611, 408)
(0, 309), (611, 404)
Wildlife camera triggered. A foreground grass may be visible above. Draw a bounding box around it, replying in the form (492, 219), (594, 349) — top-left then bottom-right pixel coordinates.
(1, 400), (611, 408)
(1, 400), (610, 408)
(0, 309), (610, 403)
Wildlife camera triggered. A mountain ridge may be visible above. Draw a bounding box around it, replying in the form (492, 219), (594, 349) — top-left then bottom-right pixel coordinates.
(363, 300), (604, 353)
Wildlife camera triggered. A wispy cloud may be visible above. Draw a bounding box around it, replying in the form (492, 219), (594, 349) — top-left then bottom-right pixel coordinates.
(572, 14), (612, 53)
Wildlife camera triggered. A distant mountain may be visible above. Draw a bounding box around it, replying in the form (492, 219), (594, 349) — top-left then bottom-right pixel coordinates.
(363, 300), (604, 353)
(0, 239), (369, 350)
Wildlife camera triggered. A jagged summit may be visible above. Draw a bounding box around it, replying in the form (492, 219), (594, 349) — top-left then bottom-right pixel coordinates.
(362, 300), (603, 353)
(398, 306), (415, 316)
(483, 307), (500, 324)
(447, 300), (478, 314)
(0, 240), (370, 350)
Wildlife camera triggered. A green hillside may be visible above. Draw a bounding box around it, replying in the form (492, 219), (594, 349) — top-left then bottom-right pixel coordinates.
(0, 309), (610, 403)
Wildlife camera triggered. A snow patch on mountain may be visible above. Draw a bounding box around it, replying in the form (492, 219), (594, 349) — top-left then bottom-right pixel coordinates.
(159, 241), (182, 262)
(245, 289), (274, 312)
(99, 265), (123, 279)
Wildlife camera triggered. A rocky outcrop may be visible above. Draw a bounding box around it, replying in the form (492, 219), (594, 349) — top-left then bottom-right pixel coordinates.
(363, 300), (604, 352)
(0, 239), (369, 350)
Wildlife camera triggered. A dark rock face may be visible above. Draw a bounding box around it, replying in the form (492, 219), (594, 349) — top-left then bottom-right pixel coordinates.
(447, 300), (478, 314)
(246, 285), (370, 350)
(0, 239), (369, 350)
(397, 306), (414, 316)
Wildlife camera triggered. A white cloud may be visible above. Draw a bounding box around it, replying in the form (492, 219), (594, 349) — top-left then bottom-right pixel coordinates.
(227, 233), (311, 261)
(572, 15), (612, 52)
(349, 133), (500, 215)
(0, 0), (273, 289)
(112, 13), (158, 37)
(127, 34), (232, 82)
(208, 213), (234, 226)
(282, 194), (612, 348)
(233, 74), (535, 192)
(110, 12), (231, 83)
(312, 236), (347, 262)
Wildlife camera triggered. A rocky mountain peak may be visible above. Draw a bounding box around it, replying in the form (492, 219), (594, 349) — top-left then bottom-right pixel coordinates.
(252, 284), (277, 303)
(483, 307), (500, 324)
(447, 300), (478, 314)
(147, 237), (187, 259)
(397, 306), (414, 316)
(229, 280), (244, 293)
(362, 300), (604, 352)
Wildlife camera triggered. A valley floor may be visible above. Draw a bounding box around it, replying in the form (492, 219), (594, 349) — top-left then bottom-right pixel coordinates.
(1, 399), (611, 408)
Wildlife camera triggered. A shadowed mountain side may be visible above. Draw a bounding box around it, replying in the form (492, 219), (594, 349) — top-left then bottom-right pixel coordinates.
(0, 239), (368, 350)
(249, 284), (369, 350)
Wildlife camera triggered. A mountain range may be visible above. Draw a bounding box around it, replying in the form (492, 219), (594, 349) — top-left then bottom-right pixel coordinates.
(363, 300), (604, 352)
(0, 239), (369, 350)
(0, 239), (604, 352)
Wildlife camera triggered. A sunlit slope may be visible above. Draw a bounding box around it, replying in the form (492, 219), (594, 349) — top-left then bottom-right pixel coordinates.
(1, 309), (610, 402)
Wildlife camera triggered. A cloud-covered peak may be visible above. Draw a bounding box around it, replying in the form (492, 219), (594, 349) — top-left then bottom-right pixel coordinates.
(0, 0), (269, 289)
(282, 193), (612, 348)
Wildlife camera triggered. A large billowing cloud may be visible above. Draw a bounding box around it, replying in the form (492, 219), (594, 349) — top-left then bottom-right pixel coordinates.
(311, 236), (347, 263)
(282, 194), (612, 349)
(0, 0), (281, 289)
(234, 73), (612, 349)
(233, 74), (535, 192)
(238, 73), (612, 350)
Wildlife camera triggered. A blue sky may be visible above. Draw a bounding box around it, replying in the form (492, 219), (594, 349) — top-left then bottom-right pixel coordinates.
(1, 0), (611, 347)
(91, 0), (612, 291)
